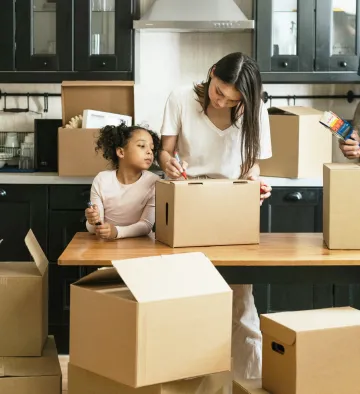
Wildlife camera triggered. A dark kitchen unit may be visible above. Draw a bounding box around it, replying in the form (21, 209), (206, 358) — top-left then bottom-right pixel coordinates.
(1, 180), (359, 354)
(255, 0), (360, 83)
(0, 0), (139, 83)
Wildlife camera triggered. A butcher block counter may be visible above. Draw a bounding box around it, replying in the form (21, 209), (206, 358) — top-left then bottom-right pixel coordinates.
(58, 232), (360, 285)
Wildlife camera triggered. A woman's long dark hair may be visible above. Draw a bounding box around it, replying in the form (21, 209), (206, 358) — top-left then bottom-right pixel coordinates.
(194, 52), (262, 178)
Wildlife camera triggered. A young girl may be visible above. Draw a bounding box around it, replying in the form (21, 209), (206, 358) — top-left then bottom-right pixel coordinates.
(158, 52), (272, 380)
(85, 123), (161, 240)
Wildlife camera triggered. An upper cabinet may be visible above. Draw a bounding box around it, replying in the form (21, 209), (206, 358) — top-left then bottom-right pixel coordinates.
(256, 0), (360, 83)
(0, 0), (139, 82)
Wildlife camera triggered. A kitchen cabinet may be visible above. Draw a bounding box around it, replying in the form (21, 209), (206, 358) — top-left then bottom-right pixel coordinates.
(0, 0), (139, 82)
(0, 184), (47, 261)
(256, 0), (360, 83)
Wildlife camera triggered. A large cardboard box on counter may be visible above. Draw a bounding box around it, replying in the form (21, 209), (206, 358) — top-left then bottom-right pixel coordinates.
(68, 363), (231, 394)
(0, 229), (48, 356)
(58, 81), (134, 177)
(70, 252), (232, 388)
(261, 307), (360, 394)
(323, 163), (360, 249)
(259, 106), (332, 178)
(0, 336), (62, 394)
(155, 179), (260, 247)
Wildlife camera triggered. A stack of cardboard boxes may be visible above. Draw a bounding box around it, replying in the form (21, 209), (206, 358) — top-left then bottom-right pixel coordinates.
(0, 229), (61, 393)
(68, 252), (234, 393)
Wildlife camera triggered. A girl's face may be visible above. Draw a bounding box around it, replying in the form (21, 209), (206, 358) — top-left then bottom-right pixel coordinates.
(117, 129), (155, 170)
(208, 70), (242, 109)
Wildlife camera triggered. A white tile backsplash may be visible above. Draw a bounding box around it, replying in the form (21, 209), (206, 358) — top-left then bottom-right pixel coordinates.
(0, 0), (358, 164)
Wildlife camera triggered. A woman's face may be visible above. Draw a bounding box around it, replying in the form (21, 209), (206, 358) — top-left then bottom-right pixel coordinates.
(208, 70), (242, 109)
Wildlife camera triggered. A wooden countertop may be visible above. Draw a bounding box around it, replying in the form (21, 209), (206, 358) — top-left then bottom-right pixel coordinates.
(58, 232), (360, 266)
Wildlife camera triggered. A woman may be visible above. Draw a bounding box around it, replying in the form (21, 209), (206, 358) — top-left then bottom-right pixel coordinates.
(158, 52), (272, 380)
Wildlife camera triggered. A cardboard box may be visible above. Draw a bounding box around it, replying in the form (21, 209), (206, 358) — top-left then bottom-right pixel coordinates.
(155, 179), (260, 247)
(0, 336), (62, 394)
(58, 81), (135, 177)
(0, 229), (48, 356)
(70, 252), (232, 388)
(261, 307), (360, 394)
(323, 163), (360, 249)
(233, 379), (268, 394)
(68, 363), (232, 394)
(259, 106), (332, 178)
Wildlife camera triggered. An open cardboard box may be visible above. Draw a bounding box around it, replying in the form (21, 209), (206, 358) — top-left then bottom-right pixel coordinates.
(58, 81), (135, 177)
(70, 252), (232, 388)
(0, 229), (48, 356)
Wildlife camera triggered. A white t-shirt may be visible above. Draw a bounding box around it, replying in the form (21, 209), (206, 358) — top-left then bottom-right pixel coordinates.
(86, 170), (159, 238)
(160, 86), (272, 179)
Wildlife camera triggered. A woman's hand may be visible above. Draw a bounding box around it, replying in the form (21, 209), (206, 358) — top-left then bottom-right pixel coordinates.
(85, 204), (101, 225)
(95, 223), (118, 240)
(339, 131), (360, 159)
(165, 157), (188, 179)
(247, 175), (272, 206)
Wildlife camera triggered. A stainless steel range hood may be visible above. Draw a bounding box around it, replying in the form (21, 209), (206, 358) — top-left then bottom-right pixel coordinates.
(133, 0), (255, 32)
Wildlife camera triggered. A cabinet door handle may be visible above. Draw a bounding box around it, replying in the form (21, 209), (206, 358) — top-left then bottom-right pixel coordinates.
(282, 61), (289, 68)
(284, 191), (302, 201)
(0, 189), (6, 197)
(340, 61), (347, 67)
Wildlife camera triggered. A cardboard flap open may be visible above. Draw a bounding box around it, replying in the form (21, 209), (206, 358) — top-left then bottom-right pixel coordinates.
(112, 252), (231, 303)
(24, 230), (48, 276)
(61, 81), (135, 126)
(0, 336), (61, 377)
(260, 315), (296, 346)
(74, 267), (121, 286)
(268, 106), (322, 117)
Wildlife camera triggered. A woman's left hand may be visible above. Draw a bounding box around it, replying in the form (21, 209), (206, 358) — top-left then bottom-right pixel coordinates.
(95, 223), (118, 240)
(247, 175), (272, 206)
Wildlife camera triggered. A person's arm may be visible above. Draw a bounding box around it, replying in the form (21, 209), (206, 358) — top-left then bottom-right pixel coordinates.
(159, 90), (188, 178)
(86, 177), (105, 234)
(114, 189), (155, 239)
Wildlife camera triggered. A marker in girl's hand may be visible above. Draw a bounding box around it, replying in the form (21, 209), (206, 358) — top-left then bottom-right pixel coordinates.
(87, 201), (102, 226)
(174, 151), (188, 180)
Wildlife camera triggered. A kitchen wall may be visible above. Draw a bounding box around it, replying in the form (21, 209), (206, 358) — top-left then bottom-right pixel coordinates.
(0, 0), (358, 163)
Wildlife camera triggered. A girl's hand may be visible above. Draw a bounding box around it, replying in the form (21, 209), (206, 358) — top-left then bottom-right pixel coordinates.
(339, 131), (360, 159)
(165, 157), (188, 179)
(85, 204), (101, 225)
(95, 223), (118, 240)
(247, 175), (272, 206)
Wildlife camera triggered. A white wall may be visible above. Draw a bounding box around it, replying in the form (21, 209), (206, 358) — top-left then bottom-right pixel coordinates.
(0, 0), (359, 163)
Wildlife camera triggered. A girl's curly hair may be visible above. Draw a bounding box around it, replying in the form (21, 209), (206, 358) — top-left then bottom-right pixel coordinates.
(95, 122), (162, 169)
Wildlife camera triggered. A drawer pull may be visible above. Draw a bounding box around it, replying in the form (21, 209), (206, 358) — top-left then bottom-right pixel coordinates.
(0, 189), (6, 197)
(284, 191), (302, 201)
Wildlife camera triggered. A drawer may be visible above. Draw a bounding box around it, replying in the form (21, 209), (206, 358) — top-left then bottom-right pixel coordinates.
(49, 185), (91, 210)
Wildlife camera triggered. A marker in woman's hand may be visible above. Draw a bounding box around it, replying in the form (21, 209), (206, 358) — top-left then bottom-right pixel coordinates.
(174, 151), (188, 180)
(87, 201), (102, 226)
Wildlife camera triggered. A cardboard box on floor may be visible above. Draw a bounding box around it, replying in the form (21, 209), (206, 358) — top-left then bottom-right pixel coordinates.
(0, 336), (61, 394)
(323, 163), (360, 249)
(68, 363), (232, 394)
(259, 106), (332, 178)
(261, 307), (360, 394)
(155, 179), (260, 247)
(233, 379), (268, 394)
(70, 252), (232, 388)
(58, 81), (135, 177)
(0, 229), (48, 356)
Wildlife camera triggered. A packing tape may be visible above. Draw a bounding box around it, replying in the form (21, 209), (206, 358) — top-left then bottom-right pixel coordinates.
(0, 359), (4, 377)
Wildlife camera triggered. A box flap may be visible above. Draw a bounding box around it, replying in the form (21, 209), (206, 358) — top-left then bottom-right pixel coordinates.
(111, 252), (231, 303)
(73, 267), (121, 286)
(324, 163), (360, 171)
(24, 229), (48, 276)
(61, 81), (135, 126)
(0, 336), (61, 377)
(268, 106), (322, 116)
(260, 315), (296, 345)
(233, 379), (268, 394)
(261, 307), (360, 338)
